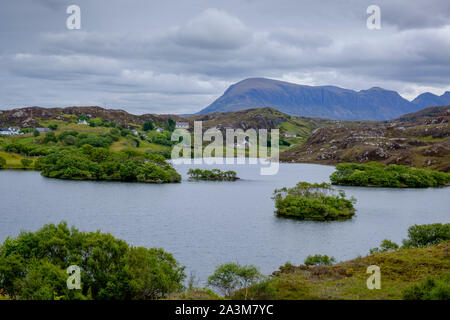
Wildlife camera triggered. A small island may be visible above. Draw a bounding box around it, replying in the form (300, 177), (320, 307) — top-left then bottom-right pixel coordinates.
(187, 168), (239, 181)
(330, 162), (450, 188)
(272, 182), (356, 221)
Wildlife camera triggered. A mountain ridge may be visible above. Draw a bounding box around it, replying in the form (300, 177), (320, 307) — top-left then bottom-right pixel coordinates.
(198, 78), (446, 120)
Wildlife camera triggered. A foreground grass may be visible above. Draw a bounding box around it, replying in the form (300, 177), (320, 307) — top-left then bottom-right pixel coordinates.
(232, 243), (449, 300)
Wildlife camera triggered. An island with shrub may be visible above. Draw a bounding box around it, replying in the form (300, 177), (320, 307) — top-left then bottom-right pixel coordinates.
(187, 168), (239, 181)
(36, 145), (181, 183)
(272, 182), (356, 221)
(330, 162), (450, 188)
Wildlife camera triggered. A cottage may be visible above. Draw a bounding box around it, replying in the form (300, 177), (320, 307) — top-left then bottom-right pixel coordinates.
(132, 129), (139, 136)
(77, 119), (88, 125)
(0, 127), (21, 136)
(175, 122), (189, 129)
(35, 127), (50, 133)
(284, 132), (296, 138)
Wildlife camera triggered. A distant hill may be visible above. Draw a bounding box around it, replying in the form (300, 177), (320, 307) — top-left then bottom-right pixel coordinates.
(0, 106), (183, 128)
(198, 78), (427, 120)
(412, 91), (450, 109)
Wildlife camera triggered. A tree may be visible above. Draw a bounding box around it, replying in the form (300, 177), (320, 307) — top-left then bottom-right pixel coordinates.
(167, 118), (176, 131)
(43, 131), (57, 144)
(0, 156), (6, 169)
(403, 274), (450, 300)
(369, 239), (399, 254)
(142, 120), (154, 132)
(304, 254), (336, 266)
(33, 130), (40, 137)
(122, 247), (185, 299)
(21, 158), (33, 168)
(402, 223), (450, 248)
(48, 124), (58, 131)
(207, 263), (263, 298)
(0, 222), (186, 300)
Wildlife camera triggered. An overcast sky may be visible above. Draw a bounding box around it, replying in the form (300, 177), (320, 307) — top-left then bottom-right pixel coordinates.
(1, 0), (450, 114)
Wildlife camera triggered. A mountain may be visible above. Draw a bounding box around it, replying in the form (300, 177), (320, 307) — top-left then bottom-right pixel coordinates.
(198, 78), (424, 120)
(412, 91), (450, 108)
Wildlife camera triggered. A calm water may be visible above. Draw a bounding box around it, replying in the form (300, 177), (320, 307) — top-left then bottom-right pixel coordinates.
(0, 161), (449, 284)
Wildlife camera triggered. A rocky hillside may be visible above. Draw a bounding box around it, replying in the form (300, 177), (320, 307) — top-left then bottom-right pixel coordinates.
(186, 107), (339, 134)
(0, 106), (183, 128)
(280, 106), (450, 172)
(198, 78), (425, 120)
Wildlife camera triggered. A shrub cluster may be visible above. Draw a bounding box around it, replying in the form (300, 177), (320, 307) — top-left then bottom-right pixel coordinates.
(0, 222), (185, 300)
(303, 254), (336, 266)
(403, 274), (450, 300)
(35, 145), (181, 183)
(330, 162), (450, 188)
(2, 129), (120, 156)
(272, 182), (356, 221)
(402, 223), (450, 248)
(187, 169), (238, 181)
(369, 223), (449, 254)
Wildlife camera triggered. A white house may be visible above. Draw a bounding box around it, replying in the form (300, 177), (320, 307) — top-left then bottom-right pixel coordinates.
(132, 129), (139, 136)
(0, 127), (21, 136)
(175, 122), (189, 129)
(284, 132), (296, 138)
(35, 127), (50, 133)
(77, 119), (88, 125)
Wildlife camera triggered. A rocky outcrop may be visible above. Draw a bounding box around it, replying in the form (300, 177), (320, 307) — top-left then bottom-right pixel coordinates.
(0, 106), (183, 128)
(280, 106), (450, 172)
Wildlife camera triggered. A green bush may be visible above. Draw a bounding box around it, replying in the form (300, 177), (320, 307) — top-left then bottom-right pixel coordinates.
(0, 156), (6, 169)
(76, 135), (113, 148)
(402, 223), (450, 248)
(20, 158), (33, 168)
(272, 182), (356, 221)
(0, 222), (185, 300)
(43, 131), (57, 144)
(403, 274), (450, 300)
(142, 120), (154, 131)
(369, 239), (400, 254)
(149, 132), (173, 146)
(330, 162), (450, 188)
(187, 168), (238, 181)
(37, 147), (181, 183)
(207, 263), (263, 298)
(166, 118), (176, 131)
(304, 254), (336, 266)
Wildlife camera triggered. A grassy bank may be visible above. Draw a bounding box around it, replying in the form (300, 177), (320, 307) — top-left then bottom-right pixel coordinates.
(231, 243), (449, 300)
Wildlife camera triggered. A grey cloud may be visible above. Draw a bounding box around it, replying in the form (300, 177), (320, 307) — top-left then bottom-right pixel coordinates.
(171, 8), (252, 50)
(268, 28), (333, 49)
(380, 0), (450, 30)
(1, 0), (450, 113)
